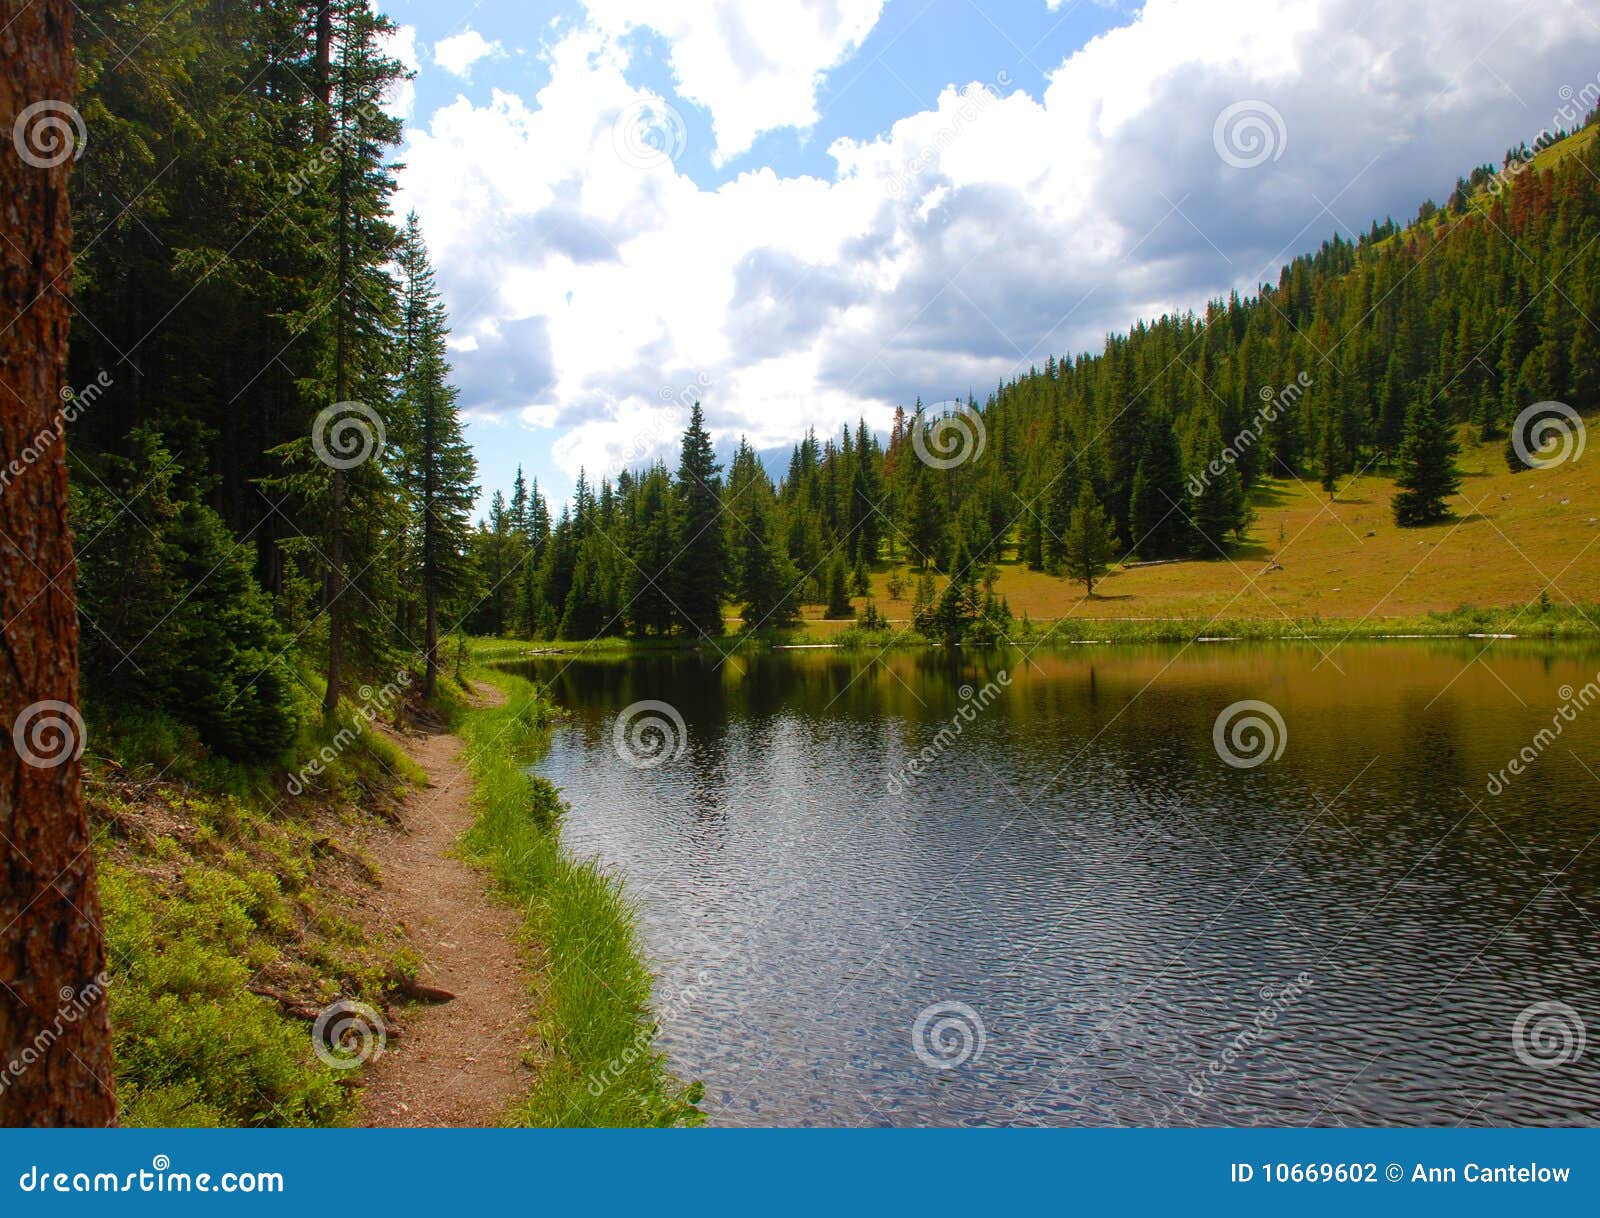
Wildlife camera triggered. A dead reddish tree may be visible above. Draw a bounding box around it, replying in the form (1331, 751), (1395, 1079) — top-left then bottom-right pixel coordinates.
(0, 0), (118, 1127)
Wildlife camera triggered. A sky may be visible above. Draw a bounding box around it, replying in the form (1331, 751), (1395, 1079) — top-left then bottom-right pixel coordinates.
(378, 0), (1600, 513)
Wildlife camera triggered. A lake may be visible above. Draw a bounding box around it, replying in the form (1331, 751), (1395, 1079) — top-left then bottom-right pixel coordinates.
(502, 642), (1600, 1127)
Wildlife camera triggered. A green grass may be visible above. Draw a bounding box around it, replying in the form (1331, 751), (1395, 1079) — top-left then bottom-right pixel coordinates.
(89, 677), (422, 1127)
(450, 669), (702, 1127)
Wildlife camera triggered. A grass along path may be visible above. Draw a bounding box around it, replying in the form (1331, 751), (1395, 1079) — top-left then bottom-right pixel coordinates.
(359, 681), (536, 1127)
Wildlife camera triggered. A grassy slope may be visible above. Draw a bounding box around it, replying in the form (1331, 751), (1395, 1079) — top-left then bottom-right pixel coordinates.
(449, 669), (701, 1127)
(801, 429), (1600, 637)
(91, 683), (426, 1126)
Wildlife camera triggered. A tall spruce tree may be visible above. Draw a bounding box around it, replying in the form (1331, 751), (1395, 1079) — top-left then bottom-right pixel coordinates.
(1062, 485), (1118, 596)
(1127, 415), (1188, 557)
(397, 220), (477, 696)
(1392, 394), (1462, 525)
(671, 402), (727, 637)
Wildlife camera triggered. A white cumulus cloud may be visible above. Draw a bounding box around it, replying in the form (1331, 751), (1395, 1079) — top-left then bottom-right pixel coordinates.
(396, 0), (1600, 493)
(434, 28), (505, 79)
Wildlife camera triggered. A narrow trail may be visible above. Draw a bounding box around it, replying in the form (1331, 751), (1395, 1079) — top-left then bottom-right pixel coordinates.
(359, 682), (534, 1127)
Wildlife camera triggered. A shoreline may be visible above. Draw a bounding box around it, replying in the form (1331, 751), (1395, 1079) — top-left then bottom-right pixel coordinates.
(448, 668), (702, 1128)
(468, 605), (1600, 662)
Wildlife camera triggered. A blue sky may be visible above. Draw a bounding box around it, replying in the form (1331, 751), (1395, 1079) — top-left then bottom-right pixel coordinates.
(378, 0), (1600, 515)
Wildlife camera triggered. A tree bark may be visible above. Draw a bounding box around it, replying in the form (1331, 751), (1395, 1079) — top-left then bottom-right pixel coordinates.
(0, 0), (118, 1127)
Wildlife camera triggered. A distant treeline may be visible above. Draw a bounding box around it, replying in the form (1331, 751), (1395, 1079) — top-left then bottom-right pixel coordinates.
(59, 0), (1600, 742)
(470, 116), (1600, 643)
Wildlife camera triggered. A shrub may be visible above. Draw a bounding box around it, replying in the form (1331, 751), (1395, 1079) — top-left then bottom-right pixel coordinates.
(74, 428), (299, 762)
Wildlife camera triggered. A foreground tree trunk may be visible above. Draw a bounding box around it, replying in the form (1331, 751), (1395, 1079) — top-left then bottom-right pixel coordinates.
(0, 0), (118, 1127)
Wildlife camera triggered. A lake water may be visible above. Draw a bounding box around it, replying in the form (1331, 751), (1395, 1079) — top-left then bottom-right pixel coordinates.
(503, 643), (1600, 1127)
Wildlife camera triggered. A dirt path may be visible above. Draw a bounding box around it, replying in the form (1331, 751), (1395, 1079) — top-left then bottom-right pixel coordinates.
(359, 683), (534, 1127)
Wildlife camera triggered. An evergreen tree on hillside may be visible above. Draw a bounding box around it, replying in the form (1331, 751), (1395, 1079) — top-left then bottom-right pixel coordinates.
(1062, 485), (1118, 596)
(1041, 435), (1083, 572)
(1127, 415), (1189, 557)
(1392, 395), (1462, 526)
(1315, 412), (1349, 500)
(903, 457), (947, 570)
(671, 403), (728, 637)
(628, 463), (678, 636)
(824, 551), (853, 618)
(737, 499), (800, 629)
(1189, 418), (1247, 552)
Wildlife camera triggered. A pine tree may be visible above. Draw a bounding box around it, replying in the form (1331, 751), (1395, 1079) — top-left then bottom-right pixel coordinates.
(852, 555), (871, 596)
(903, 457), (947, 570)
(671, 402), (727, 638)
(396, 219), (477, 695)
(824, 551), (853, 618)
(1392, 395), (1462, 526)
(1189, 418), (1246, 553)
(736, 498), (800, 629)
(313, 0), (407, 714)
(1127, 414), (1188, 556)
(1315, 413), (1349, 500)
(1062, 484), (1118, 596)
(627, 463), (677, 636)
(2, 3), (119, 1120)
